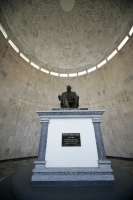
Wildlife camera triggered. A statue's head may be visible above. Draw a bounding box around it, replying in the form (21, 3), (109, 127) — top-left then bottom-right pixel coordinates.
(67, 85), (71, 91)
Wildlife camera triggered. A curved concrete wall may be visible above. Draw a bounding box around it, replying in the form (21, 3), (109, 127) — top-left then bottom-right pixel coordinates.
(0, 32), (133, 160)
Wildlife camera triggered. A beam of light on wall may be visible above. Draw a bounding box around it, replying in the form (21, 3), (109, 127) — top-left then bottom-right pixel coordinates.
(60, 74), (68, 77)
(20, 53), (29, 63)
(129, 26), (133, 36)
(41, 68), (49, 74)
(97, 60), (106, 68)
(69, 73), (77, 77)
(0, 24), (8, 39)
(78, 71), (86, 76)
(117, 36), (129, 50)
(107, 50), (117, 61)
(87, 66), (96, 73)
(30, 62), (40, 69)
(8, 39), (19, 53)
(50, 72), (58, 76)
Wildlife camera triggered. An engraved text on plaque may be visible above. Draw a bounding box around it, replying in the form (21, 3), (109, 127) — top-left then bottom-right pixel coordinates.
(62, 133), (81, 146)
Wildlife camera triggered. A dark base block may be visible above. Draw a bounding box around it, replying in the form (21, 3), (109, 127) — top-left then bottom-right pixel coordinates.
(52, 108), (88, 110)
(0, 165), (133, 200)
(32, 180), (114, 186)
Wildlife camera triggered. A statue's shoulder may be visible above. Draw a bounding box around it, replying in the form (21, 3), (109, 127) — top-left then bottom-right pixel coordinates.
(71, 91), (76, 95)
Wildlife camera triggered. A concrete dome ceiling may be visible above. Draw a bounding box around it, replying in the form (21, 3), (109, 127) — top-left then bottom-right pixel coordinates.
(0, 0), (133, 73)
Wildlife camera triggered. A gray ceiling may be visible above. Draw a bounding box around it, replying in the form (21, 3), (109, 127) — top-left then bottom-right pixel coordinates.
(0, 0), (133, 73)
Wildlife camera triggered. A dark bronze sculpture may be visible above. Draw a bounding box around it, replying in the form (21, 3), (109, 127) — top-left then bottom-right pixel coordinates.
(58, 85), (79, 108)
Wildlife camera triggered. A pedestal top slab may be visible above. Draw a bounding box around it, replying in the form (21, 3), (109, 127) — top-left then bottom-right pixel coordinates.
(36, 110), (105, 117)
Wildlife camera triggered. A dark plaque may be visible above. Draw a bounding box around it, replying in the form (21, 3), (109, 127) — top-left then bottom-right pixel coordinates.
(62, 133), (81, 147)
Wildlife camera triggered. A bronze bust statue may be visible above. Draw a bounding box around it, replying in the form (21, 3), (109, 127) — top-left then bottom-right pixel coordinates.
(58, 85), (79, 108)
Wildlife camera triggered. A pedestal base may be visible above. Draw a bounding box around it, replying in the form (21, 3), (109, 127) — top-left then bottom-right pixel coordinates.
(32, 160), (114, 185)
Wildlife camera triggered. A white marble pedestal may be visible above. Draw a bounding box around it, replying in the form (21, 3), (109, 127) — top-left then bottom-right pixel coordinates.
(31, 110), (114, 185)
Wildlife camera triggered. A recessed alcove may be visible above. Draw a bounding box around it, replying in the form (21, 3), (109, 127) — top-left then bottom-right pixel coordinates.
(0, 31), (133, 161)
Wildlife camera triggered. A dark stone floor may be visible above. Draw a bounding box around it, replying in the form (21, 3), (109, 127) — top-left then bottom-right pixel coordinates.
(0, 156), (133, 182)
(107, 157), (133, 174)
(0, 157), (36, 182)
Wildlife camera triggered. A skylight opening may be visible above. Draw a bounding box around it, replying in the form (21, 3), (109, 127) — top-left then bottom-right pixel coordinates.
(0, 24), (8, 39)
(78, 71), (87, 76)
(117, 36), (129, 50)
(41, 68), (49, 74)
(50, 72), (58, 76)
(129, 26), (133, 36)
(87, 66), (96, 73)
(30, 62), (40, 69)
(60, 74), (68, 77)
(8, 39), (19, 53)
(97, 60), (107, 68)
(20, 53), (29, 63)
(69, 73), (77, 77)
(107, 50), (117, 61)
